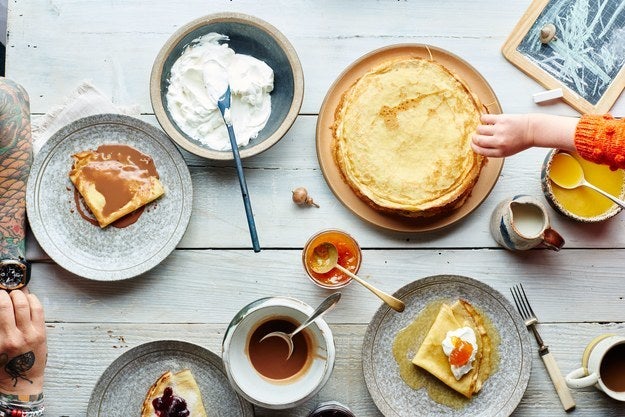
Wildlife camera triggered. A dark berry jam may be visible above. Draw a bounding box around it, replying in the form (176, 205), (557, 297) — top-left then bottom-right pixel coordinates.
(308, 401), (355, 417)
(152, 387), (190, 417)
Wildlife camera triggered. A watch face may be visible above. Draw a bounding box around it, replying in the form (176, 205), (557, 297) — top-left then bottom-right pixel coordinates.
(0, 260), (29, 290)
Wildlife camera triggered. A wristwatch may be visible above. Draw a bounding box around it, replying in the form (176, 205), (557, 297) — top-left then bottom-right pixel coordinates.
(0, 79), (33, 290)
(0, 260), (30, 291)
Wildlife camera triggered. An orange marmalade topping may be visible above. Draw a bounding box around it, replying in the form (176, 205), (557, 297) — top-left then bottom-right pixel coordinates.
(303, 230), (361, 287)
(449, 336), (473, 367)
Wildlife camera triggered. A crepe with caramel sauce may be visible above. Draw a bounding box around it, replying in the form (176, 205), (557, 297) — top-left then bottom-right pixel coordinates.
(333, 57), (485, 218)
(141, 369), (207, 417)
(412, 300), (492, 398)
(69, 144), (164, 228)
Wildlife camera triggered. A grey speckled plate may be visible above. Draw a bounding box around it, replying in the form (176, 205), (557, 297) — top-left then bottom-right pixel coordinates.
(87, 340), (254, 416)
(362, 275), (531, 417)
(26, 114), (193, 280)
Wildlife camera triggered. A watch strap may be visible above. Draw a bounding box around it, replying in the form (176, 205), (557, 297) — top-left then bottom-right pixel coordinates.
(0, 392), (44, 417)
(0, 408), (45, 417)
(0, 79), (32, 261)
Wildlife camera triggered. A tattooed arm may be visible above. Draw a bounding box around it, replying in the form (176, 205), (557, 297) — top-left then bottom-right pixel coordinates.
(0, 290), (46, 397)
(0, 77), (32, 261)
(0, 78), (45, 401)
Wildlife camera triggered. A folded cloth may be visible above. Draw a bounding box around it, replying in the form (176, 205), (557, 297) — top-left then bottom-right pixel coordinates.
(31, 81), (140, 155)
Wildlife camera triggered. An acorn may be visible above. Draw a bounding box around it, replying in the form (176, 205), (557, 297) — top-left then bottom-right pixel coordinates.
(292, 187), (319, 207)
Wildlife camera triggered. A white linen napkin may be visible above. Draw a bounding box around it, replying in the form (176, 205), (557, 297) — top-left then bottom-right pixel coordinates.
(31, 81), (140, 155)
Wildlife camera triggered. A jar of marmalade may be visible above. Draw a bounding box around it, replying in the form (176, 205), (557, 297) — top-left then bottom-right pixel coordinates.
(308, 400), (355, 417)
(302, 229), (361, 289)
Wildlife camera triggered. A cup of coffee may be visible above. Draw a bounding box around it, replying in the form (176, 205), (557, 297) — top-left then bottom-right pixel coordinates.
(222, 296), (336, 409)
(565, 334), (625, 401)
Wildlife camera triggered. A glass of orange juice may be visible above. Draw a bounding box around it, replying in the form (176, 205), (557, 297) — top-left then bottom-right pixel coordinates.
(302, 229), (362, 289)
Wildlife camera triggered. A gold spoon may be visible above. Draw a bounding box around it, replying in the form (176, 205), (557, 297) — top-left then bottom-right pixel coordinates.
(310, 242), (405, 312)
(549, 152), (625, 209)
(259, 292), (341, 360)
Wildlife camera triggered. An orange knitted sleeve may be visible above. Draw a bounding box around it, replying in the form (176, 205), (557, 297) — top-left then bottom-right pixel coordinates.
(574, 114), (625, 170)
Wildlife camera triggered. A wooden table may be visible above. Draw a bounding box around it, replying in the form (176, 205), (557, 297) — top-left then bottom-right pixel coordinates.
(7, 1), (625, 416)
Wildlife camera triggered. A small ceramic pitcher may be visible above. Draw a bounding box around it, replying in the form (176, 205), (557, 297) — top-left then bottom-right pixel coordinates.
(490, 195), (564, 251)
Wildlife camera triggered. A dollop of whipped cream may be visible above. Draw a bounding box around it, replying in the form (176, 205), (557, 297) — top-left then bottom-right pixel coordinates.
(442, 327), (478, 380)
(166, 33), (274, 151)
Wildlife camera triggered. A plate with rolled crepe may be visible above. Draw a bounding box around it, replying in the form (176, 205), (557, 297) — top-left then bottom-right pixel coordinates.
(26, 113), (193, 280)
(362, 275), (531, 417)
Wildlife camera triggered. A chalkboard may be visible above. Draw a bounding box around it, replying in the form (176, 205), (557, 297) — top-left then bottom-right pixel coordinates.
(502, 0), (625, 113)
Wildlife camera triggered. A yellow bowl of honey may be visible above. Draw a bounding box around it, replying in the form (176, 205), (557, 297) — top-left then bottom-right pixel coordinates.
(542, 149), (625, 222)
(302, 229), (362, 289)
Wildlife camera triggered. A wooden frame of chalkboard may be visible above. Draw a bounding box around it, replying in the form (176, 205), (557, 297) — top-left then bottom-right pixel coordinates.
(502, 0), (625, 114)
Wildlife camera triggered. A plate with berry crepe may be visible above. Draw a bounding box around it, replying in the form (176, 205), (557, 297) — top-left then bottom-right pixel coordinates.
(87, 340), (254, 417)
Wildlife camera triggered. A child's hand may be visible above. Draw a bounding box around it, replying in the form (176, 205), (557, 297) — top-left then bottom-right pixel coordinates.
(471, 113), (577, 157)
(471, 114), (534, 157)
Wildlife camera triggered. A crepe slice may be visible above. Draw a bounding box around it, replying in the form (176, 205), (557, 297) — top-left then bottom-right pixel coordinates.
(454, 299), (492, 392)
(69, 147), (164, 228)
(412, 300), (491, 398)
(141, 369), (208, 417)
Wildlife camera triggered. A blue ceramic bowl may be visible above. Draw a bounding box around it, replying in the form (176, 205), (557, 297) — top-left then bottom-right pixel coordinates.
(150, 13), (304, 160)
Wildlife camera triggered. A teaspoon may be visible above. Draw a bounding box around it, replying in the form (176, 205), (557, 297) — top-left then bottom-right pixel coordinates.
(310, 242), (405, 312)
(260, 292), (341, 360)
(549, 152), (625, 209)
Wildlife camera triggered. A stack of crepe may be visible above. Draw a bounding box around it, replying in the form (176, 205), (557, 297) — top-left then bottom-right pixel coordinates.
(412, 300), (492, 398)
(333, 57), (485, 218)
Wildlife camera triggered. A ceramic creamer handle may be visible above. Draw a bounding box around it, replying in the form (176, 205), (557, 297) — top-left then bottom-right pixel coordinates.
(542, 228), (564, 251)
(565, 367), (598, 389)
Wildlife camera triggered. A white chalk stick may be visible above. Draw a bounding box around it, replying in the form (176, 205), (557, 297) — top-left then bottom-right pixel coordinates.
(533, 88), (563, 103)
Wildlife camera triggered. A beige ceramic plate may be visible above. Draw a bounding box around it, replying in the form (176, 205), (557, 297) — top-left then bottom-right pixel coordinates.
(316, 44), (503, 233)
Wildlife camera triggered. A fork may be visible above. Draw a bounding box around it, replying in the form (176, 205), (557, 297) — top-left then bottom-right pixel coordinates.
(510, 284), (576, 412)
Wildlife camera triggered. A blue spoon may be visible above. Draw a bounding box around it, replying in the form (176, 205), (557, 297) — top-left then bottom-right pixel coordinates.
(216, 86), (260, 253)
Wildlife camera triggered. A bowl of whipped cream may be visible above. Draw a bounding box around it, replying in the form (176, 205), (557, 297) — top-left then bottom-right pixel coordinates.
(150, 12), (304, 160)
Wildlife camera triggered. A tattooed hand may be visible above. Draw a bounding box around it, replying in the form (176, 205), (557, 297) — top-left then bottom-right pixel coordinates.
(0, 290), (46, 396)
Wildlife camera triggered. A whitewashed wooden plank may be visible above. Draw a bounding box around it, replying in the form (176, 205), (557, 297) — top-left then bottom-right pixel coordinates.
(175, 149), (625, 250)
(42, 322), (625, 416)
(28, 249), (625, 324)
(24, 114), (625, 253)
(10, 0), (623, 117)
